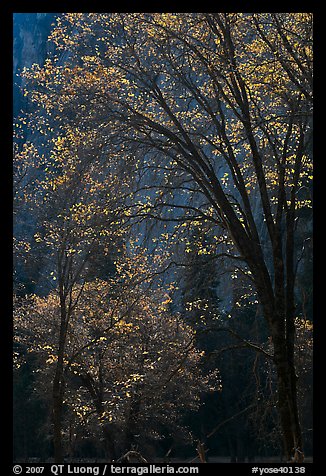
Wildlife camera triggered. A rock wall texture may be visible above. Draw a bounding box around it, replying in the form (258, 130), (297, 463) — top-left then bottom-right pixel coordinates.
(13, 13), (57, 116)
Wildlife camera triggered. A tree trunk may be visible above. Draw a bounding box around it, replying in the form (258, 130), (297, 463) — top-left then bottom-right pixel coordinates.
(102, 424), (117, 461)
(124, 395), (141, 452)
(252, 258), (303, 462)
(52, 294), (68, 464)
(272, 329), (303, 461)
(53, 363), (65, 464)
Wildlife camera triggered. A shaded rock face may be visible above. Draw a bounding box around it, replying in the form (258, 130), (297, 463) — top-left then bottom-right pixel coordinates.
(13, 13), (57, 116)
(13, 14), (58, 296)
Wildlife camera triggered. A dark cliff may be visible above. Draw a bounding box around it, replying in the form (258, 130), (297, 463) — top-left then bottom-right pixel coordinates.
(13, 13), (57, 116)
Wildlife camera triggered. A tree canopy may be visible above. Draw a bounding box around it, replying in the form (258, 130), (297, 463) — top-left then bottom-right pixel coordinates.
(14, 13), (313, 463)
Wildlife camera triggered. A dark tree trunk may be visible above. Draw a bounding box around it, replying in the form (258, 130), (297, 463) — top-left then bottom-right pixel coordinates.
(102, 424), (117, 461)
(236, 434), (245, 462)
(227, 227), (304, 461)
(52, 289), (68, 464)
(267, 304), (303, 462)
(227, 434), (237, 463)
(273, 339), (303, 461)
(52, 359), (65, 464)
(124, 393), (142, 452)
(77, 365), (118, 462)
